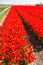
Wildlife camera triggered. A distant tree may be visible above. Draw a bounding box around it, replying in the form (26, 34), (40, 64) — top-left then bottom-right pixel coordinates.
(36, 2), (43, 6)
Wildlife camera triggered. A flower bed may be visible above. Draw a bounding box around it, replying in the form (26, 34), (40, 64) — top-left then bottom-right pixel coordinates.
(14, 6), (43, 45)
(0, 6), (35, 65)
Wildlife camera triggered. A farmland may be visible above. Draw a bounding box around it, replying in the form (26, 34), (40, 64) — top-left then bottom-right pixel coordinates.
(0, 5), (43, 65)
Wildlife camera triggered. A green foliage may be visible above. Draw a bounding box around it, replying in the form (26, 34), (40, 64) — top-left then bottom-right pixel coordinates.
(2, 59), (28, 65)
(2, 58), (10, 65)
(38, 37), (43, 45)
(12, 62), (15, 65)
(19, 60), (28, 65)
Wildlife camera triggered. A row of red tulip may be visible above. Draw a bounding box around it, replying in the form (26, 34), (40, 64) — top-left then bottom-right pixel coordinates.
(0, 6), (35, 65)
(14, 6), (43, 38)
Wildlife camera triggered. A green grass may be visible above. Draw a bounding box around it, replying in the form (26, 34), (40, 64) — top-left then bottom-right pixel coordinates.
(0, 5), (10, 12)
(0, 7), (10, 22)
(0, 7), (6, 12)
(0, 5), (11, 23)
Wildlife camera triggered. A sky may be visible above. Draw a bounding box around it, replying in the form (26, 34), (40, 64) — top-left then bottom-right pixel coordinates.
(0, 0), (43, 5)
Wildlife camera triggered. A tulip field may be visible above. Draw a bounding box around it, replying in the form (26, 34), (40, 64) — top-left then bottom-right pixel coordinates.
(14, 6), (43, 44)
(0, 5), (43, 65)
